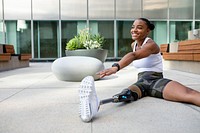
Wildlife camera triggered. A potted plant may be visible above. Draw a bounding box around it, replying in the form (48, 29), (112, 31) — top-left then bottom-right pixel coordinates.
(65, 28), (108, 62)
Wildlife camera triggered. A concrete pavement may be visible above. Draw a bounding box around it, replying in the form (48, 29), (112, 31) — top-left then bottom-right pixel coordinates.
(0, 62), (200, 133)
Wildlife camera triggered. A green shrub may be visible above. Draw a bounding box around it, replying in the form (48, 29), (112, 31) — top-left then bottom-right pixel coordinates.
(66, 28), (105, 50)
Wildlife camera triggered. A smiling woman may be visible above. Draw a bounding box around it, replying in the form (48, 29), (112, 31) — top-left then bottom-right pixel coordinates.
(79, 18), (200, 122)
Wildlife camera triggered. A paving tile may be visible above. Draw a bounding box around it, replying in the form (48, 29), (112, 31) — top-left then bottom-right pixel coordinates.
(0, 62), (200, 133)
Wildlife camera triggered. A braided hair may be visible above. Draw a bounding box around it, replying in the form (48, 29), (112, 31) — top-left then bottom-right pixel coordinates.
(137, 18), (155, 31)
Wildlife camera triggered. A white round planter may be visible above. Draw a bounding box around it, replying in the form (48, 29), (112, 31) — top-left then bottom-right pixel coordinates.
(51, 56), (105, 82)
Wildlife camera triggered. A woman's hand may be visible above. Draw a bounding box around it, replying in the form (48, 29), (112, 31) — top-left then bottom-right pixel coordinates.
(97, 67), (118, 78)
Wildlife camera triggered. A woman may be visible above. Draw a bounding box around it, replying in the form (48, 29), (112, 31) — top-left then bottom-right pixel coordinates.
(79, 18), (200, 122)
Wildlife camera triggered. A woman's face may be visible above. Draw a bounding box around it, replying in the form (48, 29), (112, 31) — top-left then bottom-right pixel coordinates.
(130, 19), (150, 41)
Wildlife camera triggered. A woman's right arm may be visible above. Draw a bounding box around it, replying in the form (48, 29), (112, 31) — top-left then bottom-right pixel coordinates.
(98, 39), (159, 78)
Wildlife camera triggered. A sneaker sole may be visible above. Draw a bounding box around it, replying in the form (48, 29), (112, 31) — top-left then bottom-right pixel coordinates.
(79, 76), (98, 122)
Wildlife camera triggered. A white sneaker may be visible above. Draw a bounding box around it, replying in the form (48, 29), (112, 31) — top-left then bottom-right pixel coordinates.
(79, 76), (99, 122)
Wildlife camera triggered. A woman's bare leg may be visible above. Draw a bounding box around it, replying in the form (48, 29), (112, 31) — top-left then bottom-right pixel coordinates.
(163, 81), (200, 106)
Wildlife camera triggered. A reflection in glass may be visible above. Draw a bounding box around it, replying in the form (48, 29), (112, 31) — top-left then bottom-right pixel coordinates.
(143, 0), (168, 19)
(61, 21), (87, 56)
(89, 0), (114, 19)
(153, 21), (167, 45)
(0, 0), (2, 19)
(89, 21), (114, 57)
(32, 0), (59, 20)
(5, 20), (31, 54)
(116, 0), (141, 19)
(169, 0), (193, 19)
(195, 0), (200, 19)
(169, 21), (192, 42)
(195, 21), (200, 29)
(4, 0), (31, 20)
(33, 21), (58, 58)
(61, 0), (87, 19)
(17, 20), (27, 32)
(0, 21), (4, 43)
(117, 21), (133, 57)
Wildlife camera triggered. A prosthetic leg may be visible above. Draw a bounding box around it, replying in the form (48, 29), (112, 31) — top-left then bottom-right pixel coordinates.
(100, 89), (139, 105)
(79, 76), (140, 122)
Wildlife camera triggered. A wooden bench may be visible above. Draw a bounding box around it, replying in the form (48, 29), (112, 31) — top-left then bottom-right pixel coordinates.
(0, 44), (31, 72)
(0, 53), (11, 61)
(160, 44), (169, 55)
(162, 40), (200, 61)
(3, 44), (31, 61)
(160, 40), (200, 74)
(0, 45), (11, 62)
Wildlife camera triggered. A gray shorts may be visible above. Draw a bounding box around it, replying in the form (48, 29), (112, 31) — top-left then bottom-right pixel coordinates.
(134, 71), (172, 98)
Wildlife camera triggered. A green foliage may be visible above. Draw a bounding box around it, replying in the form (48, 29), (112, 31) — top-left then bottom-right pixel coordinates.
(66, 28), (105, 50)
(91, 33), (105, 46)
(66, 36), (85, 50)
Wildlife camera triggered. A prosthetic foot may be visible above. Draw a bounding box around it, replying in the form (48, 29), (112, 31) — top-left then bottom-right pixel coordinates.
(112, 89), (138, 103)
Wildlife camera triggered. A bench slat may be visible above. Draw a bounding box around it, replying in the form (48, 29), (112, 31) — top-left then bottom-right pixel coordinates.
(194, 53), (200, 61)
(178, 44), (200, 51)
(179, 40), (200, 45)
(0, 53), (11, 61)
(162, 53), (193, 61)
(3, 45), (15, 54)
(19, 54), (32, 61)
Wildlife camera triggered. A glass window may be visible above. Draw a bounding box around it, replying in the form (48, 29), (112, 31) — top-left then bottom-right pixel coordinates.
(169, 21), (192, 42)
(143, 0), (168, 19)
(195, 21), (200, 29)
(4, 0), (31, 20)
(169, 0), (193, 19)
(89, 21), (114, 57)
(5, 20), (31, 54)
(195, 0), (200, 19)
(116, 0), (141, 19)
(89, 0), (114, 19)
(153, 21), (167, 45)
(33, 0), (59, 20)
(61, 0), (87, 20)
(33, 21), (58, 58)
(0, 20), (4, 43)
(61, 21), (87, 56)
(0, 0), (2, 19)
(117, 21), (133, 57)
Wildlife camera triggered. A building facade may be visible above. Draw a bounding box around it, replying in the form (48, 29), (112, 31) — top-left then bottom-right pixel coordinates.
(0, 0), (200, 60)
